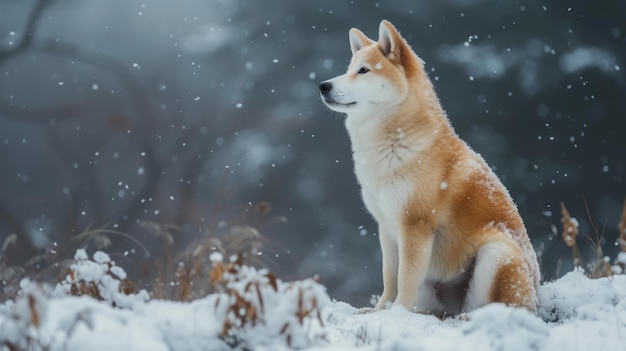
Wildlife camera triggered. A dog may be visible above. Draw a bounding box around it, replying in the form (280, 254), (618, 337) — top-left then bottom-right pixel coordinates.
(319, 20), (540, 316)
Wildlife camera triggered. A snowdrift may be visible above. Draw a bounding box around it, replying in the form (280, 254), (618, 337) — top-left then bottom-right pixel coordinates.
(1, 251), (626, 351)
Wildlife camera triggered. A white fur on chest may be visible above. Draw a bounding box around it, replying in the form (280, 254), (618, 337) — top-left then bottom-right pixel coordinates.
(361, 176), (413, 241)
(346, 115), (426, 238)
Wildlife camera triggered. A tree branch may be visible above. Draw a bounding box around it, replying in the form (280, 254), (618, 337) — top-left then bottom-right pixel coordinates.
(0, 0), (53, 63)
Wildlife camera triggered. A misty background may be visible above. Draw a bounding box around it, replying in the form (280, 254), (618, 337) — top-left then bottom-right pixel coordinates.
(1, 0), (624, 306)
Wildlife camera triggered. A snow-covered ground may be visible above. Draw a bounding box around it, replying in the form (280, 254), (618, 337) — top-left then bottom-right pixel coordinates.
(2, 250), (626, 351)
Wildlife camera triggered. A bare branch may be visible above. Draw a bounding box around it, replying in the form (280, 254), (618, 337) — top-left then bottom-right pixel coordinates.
(32, 38), (145, 99)
(0, 204), (27, 241)
(0, 0), (53, 63)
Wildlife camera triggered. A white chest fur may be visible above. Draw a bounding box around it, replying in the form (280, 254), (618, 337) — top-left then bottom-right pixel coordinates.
(345, 115), (427, 238)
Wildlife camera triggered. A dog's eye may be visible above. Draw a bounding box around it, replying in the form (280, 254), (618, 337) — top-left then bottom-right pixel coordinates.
(357, 67), (370, 74)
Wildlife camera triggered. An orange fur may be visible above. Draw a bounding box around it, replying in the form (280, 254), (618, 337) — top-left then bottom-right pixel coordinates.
(320, 20), (540, 315)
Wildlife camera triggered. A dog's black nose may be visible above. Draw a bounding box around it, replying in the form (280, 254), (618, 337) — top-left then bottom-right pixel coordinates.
(319, 81), (332, 95)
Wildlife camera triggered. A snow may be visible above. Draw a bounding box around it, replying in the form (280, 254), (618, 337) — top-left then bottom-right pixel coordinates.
(2, 253), (626, 350)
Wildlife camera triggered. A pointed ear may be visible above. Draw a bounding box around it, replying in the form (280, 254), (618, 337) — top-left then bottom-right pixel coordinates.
(349, 28), (374, 55)
(378, 20), (403, 58)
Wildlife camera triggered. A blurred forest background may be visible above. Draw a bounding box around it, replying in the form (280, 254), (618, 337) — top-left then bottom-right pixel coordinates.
(0, 0), (625, 306)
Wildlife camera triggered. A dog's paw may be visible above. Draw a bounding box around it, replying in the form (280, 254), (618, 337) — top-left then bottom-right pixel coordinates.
(356, 306), (381, 314)
(457, 312), (470, 321)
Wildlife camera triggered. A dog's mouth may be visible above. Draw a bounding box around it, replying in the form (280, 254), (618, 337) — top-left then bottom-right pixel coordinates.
(322, 97), (356, 108)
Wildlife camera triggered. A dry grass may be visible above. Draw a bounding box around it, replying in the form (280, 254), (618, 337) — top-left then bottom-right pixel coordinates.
(0, 198), (324, 349)
(560, 202), (581, 266)
(148, 201), (286, 302)
(62, 201), (284, 304)
(0, 200), (286, 305)
(618, 196), (626, 251)
(0, 223), (152, 303)
(559, 196), (626, 279)
(150, 222), (269, 302)
(0, 235), (25, 302)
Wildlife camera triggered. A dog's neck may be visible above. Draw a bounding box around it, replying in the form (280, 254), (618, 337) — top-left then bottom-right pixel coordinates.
(348, 98), (444, 154)
(346, 114), (434, 179)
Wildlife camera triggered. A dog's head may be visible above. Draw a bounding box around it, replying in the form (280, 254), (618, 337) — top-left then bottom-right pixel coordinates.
(319, 20), (420, 117)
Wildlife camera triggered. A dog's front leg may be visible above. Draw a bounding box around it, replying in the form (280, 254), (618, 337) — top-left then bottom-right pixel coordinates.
(394, 226), (434, 311)
(374, 229), (398, 309)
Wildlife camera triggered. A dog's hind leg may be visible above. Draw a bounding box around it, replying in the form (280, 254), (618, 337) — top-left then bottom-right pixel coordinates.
(489, 254), (537, 312)
(463, 241), (536, 312)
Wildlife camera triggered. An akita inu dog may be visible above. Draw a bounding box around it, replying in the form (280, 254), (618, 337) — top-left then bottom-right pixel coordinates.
(319, 20), (540, 315)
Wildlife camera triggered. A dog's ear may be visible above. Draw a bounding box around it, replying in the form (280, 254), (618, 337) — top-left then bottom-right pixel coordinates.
(349, 28), (374, 55)
(378, 20), (404, 59)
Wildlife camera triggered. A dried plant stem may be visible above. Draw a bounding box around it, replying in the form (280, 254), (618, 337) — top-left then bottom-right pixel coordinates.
(560, 202), (581, 267)
(618, 196), (626, 252)
(73, 227), (151, 257)
(571, 245), (581, 267)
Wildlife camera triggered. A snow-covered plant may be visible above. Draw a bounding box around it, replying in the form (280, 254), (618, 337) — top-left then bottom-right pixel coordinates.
(53, 249), (149, 309)
(209, 252), (327, 349)
(611, 252), (626, 274)
(0, 279), (49, 350)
